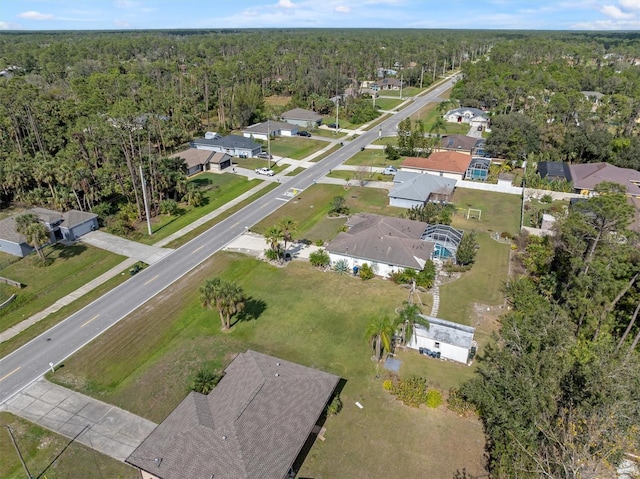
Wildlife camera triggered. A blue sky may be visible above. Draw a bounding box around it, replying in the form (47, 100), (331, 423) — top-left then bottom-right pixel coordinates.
(1, 0), (640, 31)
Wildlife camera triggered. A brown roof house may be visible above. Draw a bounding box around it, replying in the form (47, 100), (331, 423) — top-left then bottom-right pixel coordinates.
(126, 350), (339, 479)
(569, 162), (640, 197)
(438, 135), (478, 153)
(401, 151), (472, 181)
(170, 149), (232, 176)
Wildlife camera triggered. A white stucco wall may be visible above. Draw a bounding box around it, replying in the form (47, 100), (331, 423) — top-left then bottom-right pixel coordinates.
(328, 252), (411, 278)
(407, 330), (470, 363)
(399, 167), (463, 181)
(389, 197), (423, 209)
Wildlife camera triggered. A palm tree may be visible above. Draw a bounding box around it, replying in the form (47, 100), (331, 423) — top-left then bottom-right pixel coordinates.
(429, 116), (447, 138)
(189, 368), (221, 394)
(365, 316), (395, 362)
(278, 217), (297, 259)
(15, 213), (50, 261)
(200, 277), (246, 330)
(396, 302), (430, 346)
(264, 224), (283, 259)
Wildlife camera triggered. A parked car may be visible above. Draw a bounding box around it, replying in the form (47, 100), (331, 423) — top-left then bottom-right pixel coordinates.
(327, 123), (339, 129)
(297, 130), (311, 137)
(255, 167), (275, 176)
(257, 152), (273, 159)
(383, 166), (397, 175)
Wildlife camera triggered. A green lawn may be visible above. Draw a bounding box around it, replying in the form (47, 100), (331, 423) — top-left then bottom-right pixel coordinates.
(308, 143), (341, 162)
(411, 102), (470, 135)
(438, 233), (510, 325)
(0, 412), (137, 479)
(378, 86), (423, 97)
(375, 98), (404, 110)
(344, 149), (389, 167)
(49, 253), (485, 479)
(310, 128), (349, 139)
(268, 136), (329, 160)
(372, 136), (398, 146)
(360, 113), (392, 131)
(450, 189), (522, 236)
(135, 173), (261, 244)
(523, 198), (568, 228)
(0, 244), (125, 332)
(232, 157), (286, 172)
(251, 184), (404, 243)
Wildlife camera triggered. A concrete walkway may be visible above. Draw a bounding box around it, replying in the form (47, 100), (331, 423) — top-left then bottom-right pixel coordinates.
(4, 378), (157, 461)
(80, 231), (173, 264)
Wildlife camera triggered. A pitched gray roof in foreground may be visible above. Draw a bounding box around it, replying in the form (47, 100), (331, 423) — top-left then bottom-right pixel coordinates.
(281, 108), (322, 121)
(126, 350), (339, 479)
(327, 213), (434, 270)
(414, 315), (475, 349)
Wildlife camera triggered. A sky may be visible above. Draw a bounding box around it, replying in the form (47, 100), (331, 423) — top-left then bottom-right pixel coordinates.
(1, 0), (640, 31)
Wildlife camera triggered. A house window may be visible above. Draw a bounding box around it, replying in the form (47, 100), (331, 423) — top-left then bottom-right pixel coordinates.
(434, 342), (440, 349)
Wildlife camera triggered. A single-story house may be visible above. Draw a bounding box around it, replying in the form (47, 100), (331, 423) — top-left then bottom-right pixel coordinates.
(569, 162), (640, 197)
(407, 315), (476, 364)
(170, 149), (232, 176)
(281, 108), (323, 128)
(325, 213), (434, 277)
(438, 135), (478, 154)
(466, 157), (491, 181)
(0, 208), (98, 257)
(443, 107), (489, 129)
(388, 171), (456, 209)
(126, 350), (339, 479)
(537, 161), (572, 182)
(191, 135), (262, 159)
(242, 120), (299, 141)
(401, 151), (473, 181)
(374, 78), (403, 91)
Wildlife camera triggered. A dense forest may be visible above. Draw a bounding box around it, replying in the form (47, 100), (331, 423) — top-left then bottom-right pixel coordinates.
(1, 29), (640, 478)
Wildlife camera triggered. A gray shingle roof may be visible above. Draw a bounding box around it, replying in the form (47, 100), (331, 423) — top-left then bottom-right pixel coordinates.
(390, 172), (456, 202)
(192, 135), (261, 151)
(281, 108), (322, 121)
(569, 162), (640, 195)
(242, 121), (298, 134)
(414, 315), (475, 349)
(61, 210), (97, 229)
(327, 213), (434, 270)
(0, 216), (25, 244)
(170, 148), (215, 168)
(537, 161), (572, 181)
(126, 350), (339, 479)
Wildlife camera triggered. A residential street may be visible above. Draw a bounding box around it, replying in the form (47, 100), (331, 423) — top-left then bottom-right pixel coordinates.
(0, 75), (457, 406)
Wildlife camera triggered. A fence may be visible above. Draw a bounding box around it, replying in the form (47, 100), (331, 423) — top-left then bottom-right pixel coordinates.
(0, 276), (22, 288)
(456, 179), (523, 195)
(524, 188), (583, 201)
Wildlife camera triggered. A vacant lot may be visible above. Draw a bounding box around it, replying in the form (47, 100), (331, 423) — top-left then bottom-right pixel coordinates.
(51, 253), (485, 479)
(136, 173), (261, 244)
(0, 244), (124, 332)
(375, 97), (404, 110)
(344, 149), (389, 167)
(451, 189), (522, 236)
(269, 136), (328, 160)
(0, 412), (137, 479)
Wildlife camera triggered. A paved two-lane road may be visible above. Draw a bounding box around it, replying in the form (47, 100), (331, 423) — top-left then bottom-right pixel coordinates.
(0, 75), (457, 405)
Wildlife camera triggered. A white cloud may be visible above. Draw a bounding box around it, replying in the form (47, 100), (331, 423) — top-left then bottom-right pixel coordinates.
(114, 19), (131, 27)
(277, 0), (296, 8)
(571, 18), (640, 29)
(335, 5), (351, 13)
(18, 10), (54, 20)
(0, 21), (22, 30)
(619, 0), (640, 10)
(601, 4), (635, 18)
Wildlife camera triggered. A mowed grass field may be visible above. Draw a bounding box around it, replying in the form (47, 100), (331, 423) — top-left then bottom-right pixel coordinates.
(450, 188), (522, 236)
(269, 136), (329, 160)
(0, 244), (125, 332)
(50, 253), (486, 478)
(0, 412), (137, 479)
(344, 149), (389, 167)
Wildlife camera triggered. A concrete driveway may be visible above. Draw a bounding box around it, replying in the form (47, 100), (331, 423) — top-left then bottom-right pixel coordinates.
(80, 230), (173, 264)
(4, 378), (156, 461)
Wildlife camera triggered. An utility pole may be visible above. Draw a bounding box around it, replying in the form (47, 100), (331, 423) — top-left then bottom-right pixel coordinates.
(419, 64), (424, 89)
(399, 73), (403, 100)
(335, 98), (339, 135)
(139, 164), (152, 236)
(267, 119), (271, 169)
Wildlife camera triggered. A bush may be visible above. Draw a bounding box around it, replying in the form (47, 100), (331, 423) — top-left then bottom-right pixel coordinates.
(446, 388), (474, 416)
(389, 376), (429, 408)
(329, 195), (349, 216)
(456, 230), (478, 266)
(415, 261), (436, 289)
(264, 248), (280, 261)
(159, 199), (179, 216)
(359, 263), (375, 280)
(388, 268), (417, 284)
(540, 194), (553, 204)
(333, 259), (350, 275)
(326, 395), (343, 416)
(188, 368), (222, 394)
(426, 389), (443, 408)
(315, 239), (324, 247)
(309, 249), (330, 268)
(383, 379), (394, 391)
(443, 262), (472, 274)
(500, 231), (514, 240)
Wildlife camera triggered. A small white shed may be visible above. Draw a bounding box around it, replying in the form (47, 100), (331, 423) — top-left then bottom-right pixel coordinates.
(407, 315), (476, 364)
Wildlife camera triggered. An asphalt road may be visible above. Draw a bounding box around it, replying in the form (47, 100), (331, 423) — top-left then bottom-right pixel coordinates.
(0, 75), (457, 405)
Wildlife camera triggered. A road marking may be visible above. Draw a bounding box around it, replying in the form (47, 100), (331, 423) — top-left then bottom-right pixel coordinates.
(231, 222), (240, 227)
(144, 274), (160, 285)
(260, 203), (268, 209)
(192, 245), (205, 254)
(0, 367), (20, 382)
(81, 314), (100, 328)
